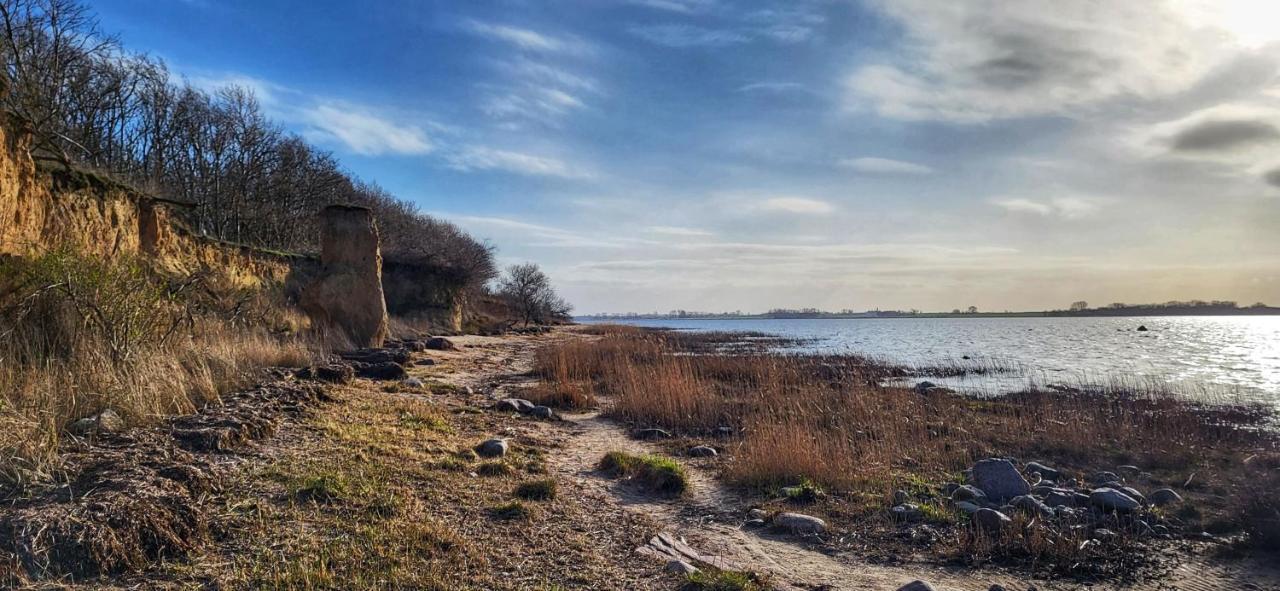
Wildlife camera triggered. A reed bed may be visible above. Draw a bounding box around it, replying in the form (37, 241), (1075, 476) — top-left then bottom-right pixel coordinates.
(536, 326), (1280, 558)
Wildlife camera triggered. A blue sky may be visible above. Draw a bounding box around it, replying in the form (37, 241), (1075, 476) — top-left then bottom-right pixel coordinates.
(93, 0), (1280, 313)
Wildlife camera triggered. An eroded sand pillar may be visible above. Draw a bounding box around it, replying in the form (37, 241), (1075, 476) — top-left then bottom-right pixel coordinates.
(301, 205), (389, 348)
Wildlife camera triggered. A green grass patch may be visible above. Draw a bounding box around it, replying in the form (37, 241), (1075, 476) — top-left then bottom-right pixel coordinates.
(489, 501), (532, 521)
(684, 569), (768, 591)
(290, 472), (351, 504)
(514, 479), (557, 501)
(476, 461), (512, 477)
(598, 451), (688, 495)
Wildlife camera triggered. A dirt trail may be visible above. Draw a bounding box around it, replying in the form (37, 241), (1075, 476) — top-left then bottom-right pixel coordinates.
(435, 332), (1280, 591)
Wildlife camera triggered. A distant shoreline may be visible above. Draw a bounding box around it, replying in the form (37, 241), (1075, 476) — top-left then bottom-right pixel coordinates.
(579, 307), (1280, 321)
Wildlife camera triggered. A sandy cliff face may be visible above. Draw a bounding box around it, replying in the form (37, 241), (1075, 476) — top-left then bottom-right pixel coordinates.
(300, 205), (390, 347)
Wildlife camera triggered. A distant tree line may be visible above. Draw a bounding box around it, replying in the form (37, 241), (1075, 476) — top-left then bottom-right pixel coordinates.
(0, 0), (496, 289)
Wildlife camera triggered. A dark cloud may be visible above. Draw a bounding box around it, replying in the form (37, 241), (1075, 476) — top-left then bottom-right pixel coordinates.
(1171, 119), (1280, 151)
(1265, 167), (1280, 188)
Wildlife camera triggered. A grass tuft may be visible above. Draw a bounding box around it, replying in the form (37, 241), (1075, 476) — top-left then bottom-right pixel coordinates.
(598, 451), (688, 495)
(514, 478), (557, 501)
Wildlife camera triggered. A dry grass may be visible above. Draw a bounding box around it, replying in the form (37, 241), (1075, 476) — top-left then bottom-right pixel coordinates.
(0, 250), (326, 490)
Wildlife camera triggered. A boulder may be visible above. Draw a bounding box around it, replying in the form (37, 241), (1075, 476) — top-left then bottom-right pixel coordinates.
(1011, 495), (1054, 520)
(295, 363), (355, 384)
(1044, 491), (1076, 508)
(415, 358), (436, 366)
(913, 381), (937, 395)
(688, 445), (718, 458)
(1092, 528), (1119, 541)
(476, 438), (508, 458)
(897, 581), (936, 591)
(1150, 488), (1183, 506)
(1120, 486), (1147, 505)
(972, 508), (1012, 534)
(1090, 471), (1120, 486)
(495, 398), (536, 413)
(530, 406), (556, 419)
(403, 377), (425, 389)
(635, 428), (672, 440)
(893, 489), (910, 505)
(748, 508), (769, 520)
(1090, 487), (1140, 513)
(355, 361), (407, 380)
(774, 512), (826, 534)
(68, 409), (125, 436)
(425, 337), (456, 351)
(1026, 461), (1062, 482)
(299, 205), (389, 348)
(972, 458), (1030, 501)
(892, 504), (924, 523)
(951, 484), (987, 502)
(665, 560), (699, 575)
(954, 501), (981, 514)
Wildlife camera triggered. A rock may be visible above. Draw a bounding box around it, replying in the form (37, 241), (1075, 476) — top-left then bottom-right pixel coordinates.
(529, 405), (556, 419)
(1137, 325), (1149, 331)
(400, 340), (429, 352)
(495, 398), (536, 413)
(951, 484), (987, 502)
(897, 580), (936, 591)
(1026, 461), (1062, 482)
(415, 358), (436, 366)
(295, 363), (354, 384)
(402, 377), (425, 389)
(1150, 488), (1183, 506)
(942, 482), (961, 496)
(1117, 464), (1141, 474)
(989, 586), (1009, 591)
(913, 381), (937, 395)
(972, 458), (1031, 501)
(665, 560), (699, 575)
(68, 409), (125, 436)
(1011, 495), (1054, 519)
(892, 504), (924, 523)
(773, 512), (826, 534)
(688, 445), (718, 458)
(972, 508), (1012, 534)
(425, 336), (456, 351)
(341, 348), (411, 365)
(1090, 471), (1120, 485)
(299, 205), (389, 348)
(1072, 492), (1092, 506)
(714, 426), (734, 437)
(748, 508), (769, 520)
(1090, 487), (1141, 513)
(893, 490), (910, 505)
(1044, 491), (1076, 507)
(475, 438), (508, 458)
(1120, 486), (1147, 504)
(744, 518), (767, 528)
(354, 361), (407, 380)
(635, 428), (672, 440)
(954, 501), (981, 514)
(1092, 528), (1119, 541)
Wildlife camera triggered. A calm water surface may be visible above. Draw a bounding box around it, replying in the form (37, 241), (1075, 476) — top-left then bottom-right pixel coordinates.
(586, 316), (1280, 403)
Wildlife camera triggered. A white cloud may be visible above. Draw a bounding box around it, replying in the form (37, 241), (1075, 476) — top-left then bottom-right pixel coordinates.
(839, 157), (935, 175)
(462, 20), (584, 54)
(756, 196), (835, 214)
(845, 1), (1238, 122)
(446, 147), (589, 179)
(737, 81), (808, 93)
(628, 24), (750, 47)
(625, 0), (716, 13)
(992, 196), (1099, 219)
(646, 225), (714, 237)
(301, 104), (432, 156)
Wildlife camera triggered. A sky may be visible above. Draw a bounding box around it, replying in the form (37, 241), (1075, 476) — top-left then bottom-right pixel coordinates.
(92, 0), (1280, 314)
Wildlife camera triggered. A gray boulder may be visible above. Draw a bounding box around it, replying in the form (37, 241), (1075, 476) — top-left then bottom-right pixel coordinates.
(897, 581), (936, 591)
(68, 409), (125, 436)
(530, 405), (556, 419)
(951, 484), (987, 502)
(893, 489), (910, 505)
(1026, 461), (1062, 481)
(402, 377), (425, 388)
(476, 438), (508, 458)
(1011, 495), (1054, 519)
(913, 381), (937, 395)
(748, 508), (769, 520)
(954, 501), (981, 514)
(1090, 471), (1120, 485)
(688, 445), (718, 458)
(495, 398), (535, 413)
(665, 560), (699, 575)
(774, 512), (826, 534)
(973, 508), (1012, 534)
(892, 504), (924, 523)
(1150, 488), (1183, 506)
(1090, 487), (1140, 513)
(972, 458), (1030, 501)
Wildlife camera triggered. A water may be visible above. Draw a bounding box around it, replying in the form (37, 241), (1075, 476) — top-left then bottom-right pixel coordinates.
(584, 316), (1280, 403)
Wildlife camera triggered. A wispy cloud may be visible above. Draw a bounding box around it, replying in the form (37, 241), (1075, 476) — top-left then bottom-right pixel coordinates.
(462, 20), (586, 54)
(301, 104), (433, 156)
(646, 225), (714, 237)
(625, 0), (716, 13)
(991, 196), (1099, 219)
(755, 196), (835, 214)
(446, 147), (590, 179)
(839, 157), (934, 175)
(628, 24), (749, 47)
(737, 81), (808, 94)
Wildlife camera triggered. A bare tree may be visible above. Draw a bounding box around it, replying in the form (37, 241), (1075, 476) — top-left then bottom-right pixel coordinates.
(497, 263), (571, 326)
